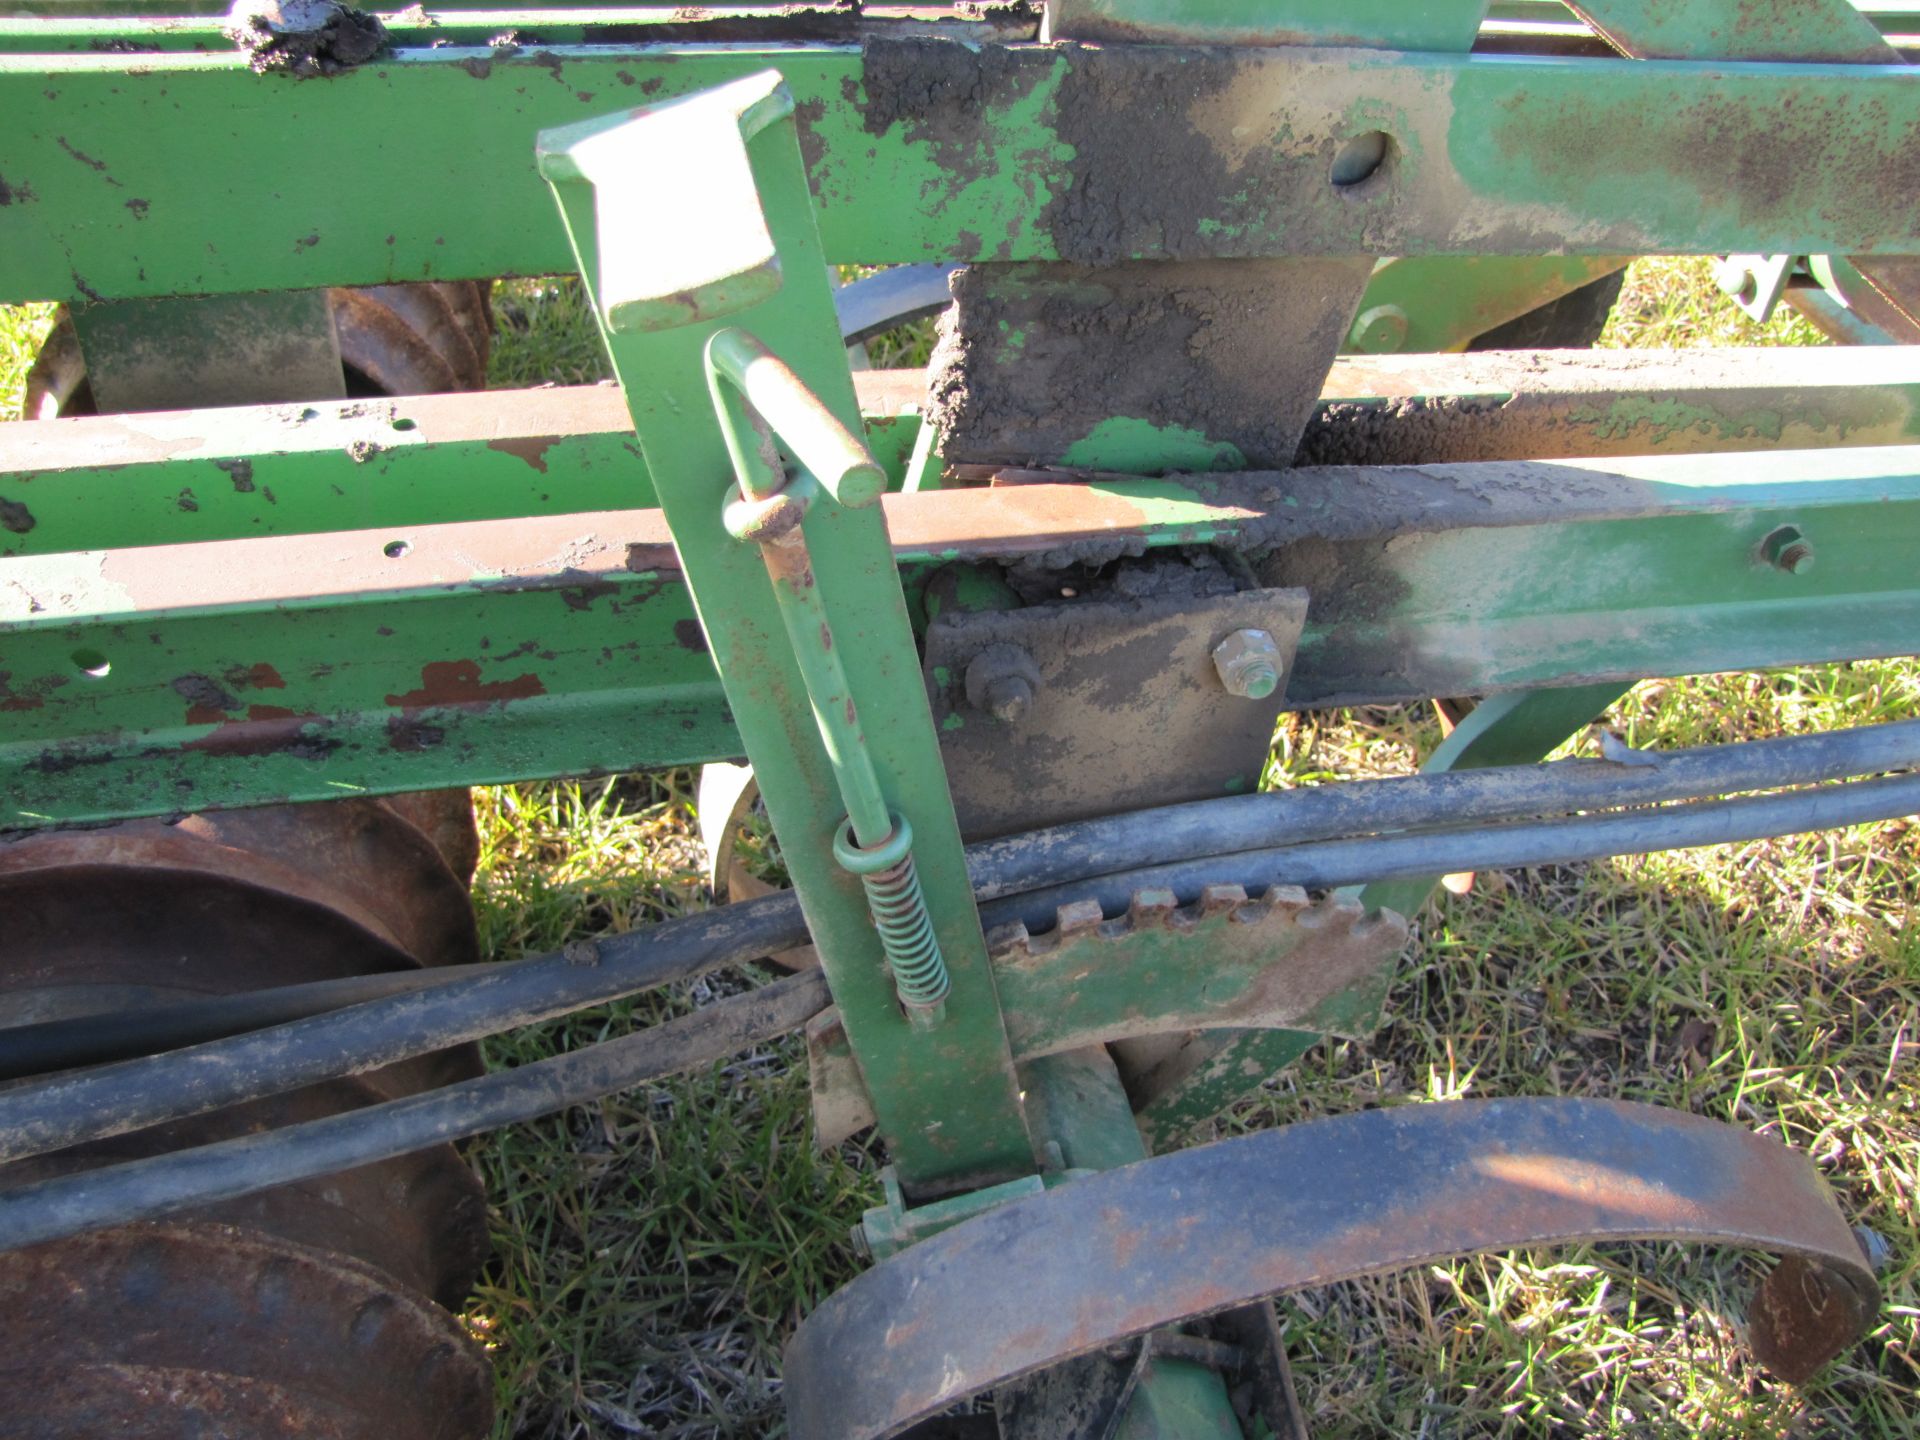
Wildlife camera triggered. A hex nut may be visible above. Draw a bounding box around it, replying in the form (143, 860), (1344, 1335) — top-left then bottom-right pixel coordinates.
(965, 645), (1042, 723)
(1212, 629), (1283, 701)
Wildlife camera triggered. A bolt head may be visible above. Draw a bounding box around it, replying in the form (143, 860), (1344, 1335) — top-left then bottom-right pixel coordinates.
(1760, 524), (1815, 575)
(964, 644), (1041, 722)
(1349, 304), (1410, 354)
(983, 674), (1034, 724)
(1212, 628), (1284, 700)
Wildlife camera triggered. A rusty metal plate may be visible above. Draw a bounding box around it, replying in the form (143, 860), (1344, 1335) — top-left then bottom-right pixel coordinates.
(784, 1099), (1878, 1440)
(923, 585), (1308, 839)
(990, 885), (1408, 1060)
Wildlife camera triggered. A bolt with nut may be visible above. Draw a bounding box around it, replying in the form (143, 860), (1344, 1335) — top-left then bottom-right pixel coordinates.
(1760, 524), (1815, 575)
(1212, 629), (1283, 700)
(965, 645), (1042, 724)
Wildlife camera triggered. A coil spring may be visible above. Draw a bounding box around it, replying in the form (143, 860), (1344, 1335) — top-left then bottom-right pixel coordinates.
(833, 814), (950, 1022)
(860, 854), (950, 1010)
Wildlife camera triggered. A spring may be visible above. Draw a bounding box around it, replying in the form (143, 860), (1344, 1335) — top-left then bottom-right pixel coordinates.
(859, 854), (950, 1012)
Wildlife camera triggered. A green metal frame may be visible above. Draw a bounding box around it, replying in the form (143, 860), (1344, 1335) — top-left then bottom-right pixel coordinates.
(11, 440), (1920, 825)
(10, 42), (1920, 305)
(6, 5), (1920, 1431)
(537, 71), (1032, 1191)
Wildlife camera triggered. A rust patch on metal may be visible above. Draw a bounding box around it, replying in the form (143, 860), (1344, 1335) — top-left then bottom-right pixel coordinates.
(225, 661), (286, 690)
(214, 457), (256, 493)
(386, 714), (447, 751)
(0, 498), (34, 535)
(0, 670), (50, 713)
(1750, 1254), (1879, 1385)
(673, 618), (708, 653)
(557, 574), (620, 611)
(181, 710), (340, 760)
(55, 135), (111, 174)
(171, 673), (242, 717)
(384, 659), (546, 710)
(485, 435), (556, 473)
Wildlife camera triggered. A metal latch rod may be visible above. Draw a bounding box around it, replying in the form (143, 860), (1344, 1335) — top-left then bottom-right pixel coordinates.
(707, 327), (950, 1027)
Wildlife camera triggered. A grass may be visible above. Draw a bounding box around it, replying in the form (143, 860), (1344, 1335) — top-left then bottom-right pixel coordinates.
(0, 301), (56, 420)
(3, 258), (1914, 1437)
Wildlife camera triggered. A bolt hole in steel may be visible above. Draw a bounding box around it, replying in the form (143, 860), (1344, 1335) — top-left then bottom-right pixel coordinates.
(1330, 130), (1391, 190)
(383, 539), (411, 559)
(70, 648), (111, 680)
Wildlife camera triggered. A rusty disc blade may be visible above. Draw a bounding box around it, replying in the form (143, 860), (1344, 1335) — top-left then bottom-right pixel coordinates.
(0, 1223), (492, 1440)
(784, 1098), (1878, 1440)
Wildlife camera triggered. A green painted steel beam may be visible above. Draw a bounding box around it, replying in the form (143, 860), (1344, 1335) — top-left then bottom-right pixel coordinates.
(10, 445), (1920, 826)
(0, 375), (920, 558)
(0, 524), (733, 825)
(0, 6), (1040, 52)
(8, 44), (1920, 306)
(18, 347), (1920, 558)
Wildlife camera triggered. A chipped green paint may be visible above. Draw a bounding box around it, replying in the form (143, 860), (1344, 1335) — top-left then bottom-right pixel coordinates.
(1060, 419), (1246, 473)
(17, 452), (1920, 824)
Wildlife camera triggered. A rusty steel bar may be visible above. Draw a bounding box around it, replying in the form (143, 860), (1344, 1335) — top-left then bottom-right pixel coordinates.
(0, 970), (830, 1257)
(14, 350), (1920, 559)
(783, 1099), (1880, 1439)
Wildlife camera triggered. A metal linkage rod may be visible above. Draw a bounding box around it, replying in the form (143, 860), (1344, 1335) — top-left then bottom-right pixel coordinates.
(3, 720), (1917, 1164)
(0, 971), (830, 1258)
(968, 715), (1920, 900)
(0, 890), (812, 1165)
(998, 771), (1920, 933)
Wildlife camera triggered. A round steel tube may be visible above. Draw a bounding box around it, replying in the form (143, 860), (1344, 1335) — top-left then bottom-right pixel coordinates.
(0, 971), (829, 1257)
(967, 715), (1920, 900)
(996, 771), (1920, 931)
